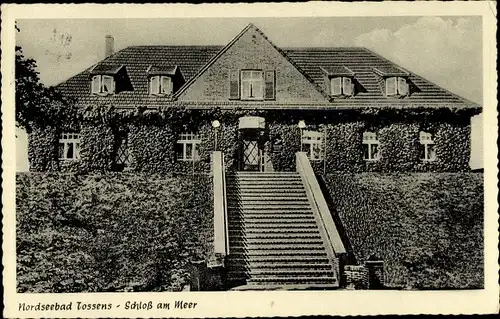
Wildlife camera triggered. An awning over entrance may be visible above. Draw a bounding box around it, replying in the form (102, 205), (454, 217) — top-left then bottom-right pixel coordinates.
(238, 116), (265, 130)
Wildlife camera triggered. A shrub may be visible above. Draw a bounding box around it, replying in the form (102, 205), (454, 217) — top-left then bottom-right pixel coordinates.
(16, 172), (213, 293)
(323, 172), (483, 289)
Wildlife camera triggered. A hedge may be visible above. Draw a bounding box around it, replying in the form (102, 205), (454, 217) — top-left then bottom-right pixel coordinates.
(16, 172), (212, 293)
(323, 172), (483, 289)
(26, 107), (474, 173)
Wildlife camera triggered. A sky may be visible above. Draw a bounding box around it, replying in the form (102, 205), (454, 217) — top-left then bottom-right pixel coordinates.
(15, 16), (483, 171)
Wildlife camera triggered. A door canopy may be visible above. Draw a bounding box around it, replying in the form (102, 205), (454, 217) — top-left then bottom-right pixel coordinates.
(238, 116), (265, 130)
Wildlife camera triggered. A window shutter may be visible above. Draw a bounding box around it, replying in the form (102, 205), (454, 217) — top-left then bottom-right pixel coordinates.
(92, 75), (100, 93)
(150, 76), (159, 94)
(331, 77), (342, 95)
(161, 76), (173, 94)
(398, 77), (408, 96)
(229, 71), (240, 99)
(264, 70), (275, 100)
(343, 77), (353, 96)
(386, 77), (397, 96)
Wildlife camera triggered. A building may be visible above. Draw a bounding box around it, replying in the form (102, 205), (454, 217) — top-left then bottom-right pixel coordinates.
(28, 23), (480, 174)
(25, 22), (482, 290)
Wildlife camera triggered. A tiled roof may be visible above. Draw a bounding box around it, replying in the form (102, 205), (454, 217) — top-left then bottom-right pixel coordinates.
(147, 65), (178, 76)
(57, 45), (222, 107)
(284, 47), (478, 108)
(89, 64), (125, 75)
(320, 66), (355, 77)
(57, 44), (479, 109)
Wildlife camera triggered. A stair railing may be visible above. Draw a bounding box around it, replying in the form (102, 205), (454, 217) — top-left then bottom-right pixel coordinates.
(212, 151), (228, 267)
(296, 152), (347, 262)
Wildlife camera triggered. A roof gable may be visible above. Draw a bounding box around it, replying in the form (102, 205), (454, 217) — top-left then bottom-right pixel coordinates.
(176, 23), (328, 103)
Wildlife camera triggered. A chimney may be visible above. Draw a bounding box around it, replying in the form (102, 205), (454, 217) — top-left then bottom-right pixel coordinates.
(105, 35), (114, 58)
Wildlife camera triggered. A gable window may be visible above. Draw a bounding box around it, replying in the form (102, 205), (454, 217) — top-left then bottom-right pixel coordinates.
(331, 77), (353, 96)
(59, 133), (80, 161)
(91, 75), (115, 95)
(386, 76), (409, 96)
(150, 75), (173, 95)
(176, 133), (201, 161)
(363, 132), (379, 161)
(302, 130), (323, 161)
(420, 132), (436, 161)
(241, 70), (264, 100)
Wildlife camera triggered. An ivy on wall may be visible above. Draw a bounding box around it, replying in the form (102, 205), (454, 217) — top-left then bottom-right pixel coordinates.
(325, 122), (365, 173)
(26, 105), (475, 174)
(27, 126), (59, 172)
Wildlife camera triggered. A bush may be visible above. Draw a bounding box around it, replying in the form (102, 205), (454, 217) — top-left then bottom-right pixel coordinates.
(323, 172), (483, 289)
(16, 172), (213, 293)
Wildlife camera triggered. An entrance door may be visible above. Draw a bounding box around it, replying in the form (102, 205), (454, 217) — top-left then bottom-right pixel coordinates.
(239, 129), (265, 171)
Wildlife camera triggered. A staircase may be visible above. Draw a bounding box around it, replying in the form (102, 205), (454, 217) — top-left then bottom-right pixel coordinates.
(225, 171), (339, 290)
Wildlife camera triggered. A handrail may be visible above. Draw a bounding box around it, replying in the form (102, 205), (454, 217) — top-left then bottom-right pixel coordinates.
(296, 152), (346, 255)
(212, 151), (228, 261)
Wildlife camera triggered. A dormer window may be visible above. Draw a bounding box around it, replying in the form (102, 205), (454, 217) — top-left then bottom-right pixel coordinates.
(91, 75), (115, 95)
(331, 76), (354, 96)
(321, 66), (355, 97)
(150, 75), (173, 95)
(386, 76), (409, 96)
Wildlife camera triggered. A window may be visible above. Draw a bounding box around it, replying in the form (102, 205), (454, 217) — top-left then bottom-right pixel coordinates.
(150, 75), (173, 95)
(331, 77), (353, 96)
(302, 130), (323, 161)
(59, 133), (80, 161)
(176, 133), (201, 161)
(241, 70), (263, 100)
(91, 75), (115, 95)
(386, 76), (409, 96)
(363, 132), (379, 161)
(115, 135), (131, 167)
(420, 132), (436, 161)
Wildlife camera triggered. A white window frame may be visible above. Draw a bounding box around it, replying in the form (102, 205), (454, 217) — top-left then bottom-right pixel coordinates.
(331, 76), (353, 96)
(240, 70), (264, 100)
(386, 76), (408, 96)
(176, 133), (201, 161)
(420, 131), (436, 161)
(91, 75), (115, 95)
(302, 130), (324, 161)
(59, 133), (80, 161)
(363, 132), (379, 161)
(150, 75), (173, 95)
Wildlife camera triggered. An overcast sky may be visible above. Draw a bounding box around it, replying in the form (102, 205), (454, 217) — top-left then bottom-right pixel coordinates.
(15, 16), (483, 171)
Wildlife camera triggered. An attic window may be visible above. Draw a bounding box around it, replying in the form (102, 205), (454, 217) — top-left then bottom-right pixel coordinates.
(241, 70), (264, 100)
(331, 77), (354, 96)
(91, 75), (115, 95)
(150, 75), (173, 95)
(385, 77), (409, 97)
